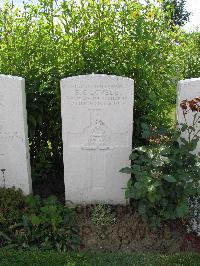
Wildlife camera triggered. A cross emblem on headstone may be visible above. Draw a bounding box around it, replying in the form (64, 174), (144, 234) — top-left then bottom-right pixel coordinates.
(81, 109), (113, 150)
(66, 109), (129, 190)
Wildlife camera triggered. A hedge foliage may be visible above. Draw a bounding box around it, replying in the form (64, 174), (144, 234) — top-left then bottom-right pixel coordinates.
(182, 31), (200, 79)
(0, 0), (197, 181)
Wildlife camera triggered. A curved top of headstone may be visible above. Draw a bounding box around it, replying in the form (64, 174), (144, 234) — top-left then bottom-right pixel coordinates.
(178, 77), (200, 85)
(0, 74), (24, 81)
(61, 73), (134, 83)
(178, 78), (200, 98)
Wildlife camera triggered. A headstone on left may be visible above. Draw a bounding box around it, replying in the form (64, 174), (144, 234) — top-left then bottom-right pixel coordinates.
(0, 75), (32, 194)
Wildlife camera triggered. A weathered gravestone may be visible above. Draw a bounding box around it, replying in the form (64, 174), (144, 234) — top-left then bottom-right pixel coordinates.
(61, 74), (134, 204)
(177, 78), (200, 153)
(0, 75), (32, 194)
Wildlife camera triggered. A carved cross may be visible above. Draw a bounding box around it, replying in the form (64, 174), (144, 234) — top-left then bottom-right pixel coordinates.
(66, 109), (128, 190)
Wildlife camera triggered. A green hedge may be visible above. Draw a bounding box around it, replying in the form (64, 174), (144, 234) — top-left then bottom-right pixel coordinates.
(182, 32), (200, 79)
(0, 249), (200, 266)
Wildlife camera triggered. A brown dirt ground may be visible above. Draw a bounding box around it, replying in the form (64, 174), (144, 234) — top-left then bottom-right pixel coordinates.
(74, 205), (200, 254)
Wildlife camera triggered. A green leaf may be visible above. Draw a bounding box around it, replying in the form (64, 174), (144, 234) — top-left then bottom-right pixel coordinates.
(30, 215), (41, 226)
(138, 202), (146, 215)
(141, 123), (152, 139)
(176, 202), (189, 218)
(125, 188), (136, 199)
(119, 167), (133, 174)
(152, 158), (163, 167)
(129, 152), (139, 160)
(180, 137), (188, 145)
(181, 124), (188, 132)
(0, 232), (11, 242)
(162, 175), (176, 183)
(188, 126), (195, 132)
(147, 192), (157, 203)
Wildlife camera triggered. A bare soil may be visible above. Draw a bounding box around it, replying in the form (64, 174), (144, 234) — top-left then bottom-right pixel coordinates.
(75, 205), (200, 253)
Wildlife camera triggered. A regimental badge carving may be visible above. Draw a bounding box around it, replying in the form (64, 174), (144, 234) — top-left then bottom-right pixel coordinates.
(82, 119), (112, 150)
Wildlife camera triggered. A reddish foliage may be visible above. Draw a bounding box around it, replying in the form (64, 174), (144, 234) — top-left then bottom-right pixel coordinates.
(183, 233), (200, 252)
(180, 97), (200, 113)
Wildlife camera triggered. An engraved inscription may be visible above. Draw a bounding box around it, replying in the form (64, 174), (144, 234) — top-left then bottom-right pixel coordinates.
(0, 133), (24, 142)
(0, 92), (24, 144)
(65, 85), (127, 106)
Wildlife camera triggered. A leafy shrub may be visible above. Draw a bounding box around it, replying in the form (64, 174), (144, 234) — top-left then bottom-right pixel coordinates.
(31, 150), (55, 182)
(182, 32), (200, 79)
(0, 194), (80, 251)
(0, 187), (25, 229)
(91, 204), (116, 226)
(120, 97), (200, 228)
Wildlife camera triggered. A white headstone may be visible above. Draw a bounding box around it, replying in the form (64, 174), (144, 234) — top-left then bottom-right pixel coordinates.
(177, 78), (200, 236)
(61, 74), (134, 204)
(177, 78), (200, 152)
(0, 75), (32, 194)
